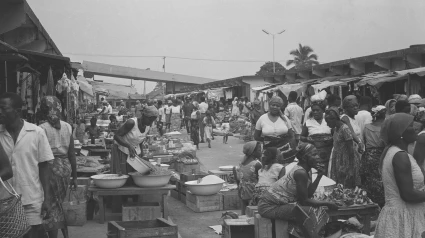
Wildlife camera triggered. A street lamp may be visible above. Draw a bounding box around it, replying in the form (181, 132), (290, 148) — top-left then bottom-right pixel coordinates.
(262, 29), (285, 73)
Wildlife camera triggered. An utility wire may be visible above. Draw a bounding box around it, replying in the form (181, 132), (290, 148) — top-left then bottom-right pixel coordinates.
(63, 52), (289, 63)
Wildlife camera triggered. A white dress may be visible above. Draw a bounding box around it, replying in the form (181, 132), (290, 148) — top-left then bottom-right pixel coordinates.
(374, 146), (425, 238)
(231, 101), (240, 116)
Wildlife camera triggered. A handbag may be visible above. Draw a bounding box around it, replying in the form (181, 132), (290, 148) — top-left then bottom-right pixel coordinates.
(62, 188), (87, 227)
(0, 178), (31, 238)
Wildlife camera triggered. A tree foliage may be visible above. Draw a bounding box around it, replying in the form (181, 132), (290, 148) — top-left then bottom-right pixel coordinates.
(256, 61), (285, 76)
(286, 44), (319, 69)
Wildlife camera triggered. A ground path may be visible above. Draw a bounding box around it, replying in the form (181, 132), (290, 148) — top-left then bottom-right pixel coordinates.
(63, 134), (246, 238)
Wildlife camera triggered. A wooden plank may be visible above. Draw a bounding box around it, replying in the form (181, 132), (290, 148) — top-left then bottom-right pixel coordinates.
(122, 202), (161, 221)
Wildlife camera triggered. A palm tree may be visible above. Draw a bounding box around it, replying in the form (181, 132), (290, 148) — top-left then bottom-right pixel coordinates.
(286, 44), (319, 68)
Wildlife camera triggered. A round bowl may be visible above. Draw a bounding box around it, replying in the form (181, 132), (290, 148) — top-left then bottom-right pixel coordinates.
(185, 181), (224, 196)
(129, 173), (171, 188)
(91, 174), (129, 189)
(160, 164), (170, 170)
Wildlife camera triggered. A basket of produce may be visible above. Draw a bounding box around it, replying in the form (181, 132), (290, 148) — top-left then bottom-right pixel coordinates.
(129, 168), (172, 188)
(91, 174), (129, 189)
(185, 175), (225, 196)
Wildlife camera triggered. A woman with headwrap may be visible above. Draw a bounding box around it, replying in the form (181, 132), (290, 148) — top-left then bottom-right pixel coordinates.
(190, 102), (201, 150)
(231, 97), (240, 117)
(258, 143), (338, 238)
(300, 97), (332, 173)
(250, 147), (285, 206)
(340, 95), (364, 185)
(254, 96), (297, 165)
(111, 105), (158, 177)
(233, 141), (262, 215)
(325, 107), (358, 188)
(385, 99), (396, 118)
(39, 96), (77, 238)
(359, 105), (386, 207)
(374, 113), (425, 238)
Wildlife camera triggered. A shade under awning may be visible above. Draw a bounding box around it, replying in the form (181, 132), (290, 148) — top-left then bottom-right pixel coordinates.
(311, 81), (347, 93)
(275, 83), (305, 97)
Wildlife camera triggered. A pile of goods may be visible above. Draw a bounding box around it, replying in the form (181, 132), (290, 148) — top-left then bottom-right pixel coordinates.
(229, 118), (249, 134)
(314, 184), (374, 207)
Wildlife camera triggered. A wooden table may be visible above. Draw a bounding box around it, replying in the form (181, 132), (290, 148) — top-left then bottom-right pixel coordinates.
(327, 204), (379, 235)
(88, 185), (176, 224)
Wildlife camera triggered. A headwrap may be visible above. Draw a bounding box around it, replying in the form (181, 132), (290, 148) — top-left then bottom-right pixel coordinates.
(40, 96), (62, 129)
(296, 143), (316, 163)
(418, 99), (425, 108)
(192, 101), (199, 108)
(342, 95), (358, 110)
(234, 97), (238, 101)
(253, 99), (261, 105)
(385, 99), (396, 117)
(394, 94), (408, 101)
(408, 94), (422, 104)
(242, 141), (259, 163)
(142, 105), (159, 117)
(167, 100), (173, 104)
(326, 106), (340, 118)
(371, 105), (386, 120)
(269, 96), (284, 107)
(415, 107), (425, 122)
(246, 102), (252, 108)
(379, 113), (414, 170)
(311, 90), (327, 102)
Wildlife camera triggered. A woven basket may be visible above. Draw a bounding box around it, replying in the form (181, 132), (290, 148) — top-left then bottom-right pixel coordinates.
(0, 183), (31, 238)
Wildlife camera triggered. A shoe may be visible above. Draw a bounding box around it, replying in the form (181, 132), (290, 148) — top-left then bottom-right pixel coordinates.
(208, 144), (211, 148)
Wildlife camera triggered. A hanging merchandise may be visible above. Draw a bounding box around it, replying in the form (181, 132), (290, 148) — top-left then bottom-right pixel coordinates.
(46, 67), (55, 96)
(224, 88), (233, 99)
(56, 73), (70, 94)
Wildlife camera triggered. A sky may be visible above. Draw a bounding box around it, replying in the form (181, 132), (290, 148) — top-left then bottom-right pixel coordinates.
(28, 0), (425, 93)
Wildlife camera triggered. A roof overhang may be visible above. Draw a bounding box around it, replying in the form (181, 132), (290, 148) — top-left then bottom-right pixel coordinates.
(82, 61), (217, 84)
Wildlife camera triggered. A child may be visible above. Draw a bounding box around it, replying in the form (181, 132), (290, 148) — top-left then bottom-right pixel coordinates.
(203, 110), (216, 148)
(221, 116), (230, 144)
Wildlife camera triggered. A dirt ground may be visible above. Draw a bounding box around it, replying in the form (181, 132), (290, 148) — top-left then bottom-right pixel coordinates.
(62, 134), (245, 238)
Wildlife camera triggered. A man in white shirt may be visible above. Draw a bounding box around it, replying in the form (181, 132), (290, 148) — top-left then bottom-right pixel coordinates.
(355, 96), (373, 138)
(284, 91), (304, 141)
(198, 97), (209, 143)
(164, 100), (173, 132)
(0, 92), (54, 237)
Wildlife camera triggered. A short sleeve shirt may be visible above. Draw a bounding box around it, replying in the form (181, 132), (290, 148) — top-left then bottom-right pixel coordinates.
(284, 103), (304, 135)
(255, 114), (288, 137)
(199, 102), (209, 113)
(257, 163), (284, 187)
(0, 121), (54, 205)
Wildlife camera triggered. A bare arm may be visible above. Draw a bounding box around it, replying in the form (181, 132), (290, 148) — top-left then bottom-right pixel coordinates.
(294, 170), (334, 208)
(254, 162), (262, 181)
(68, 134), (77, 180)
(38, 161), (50, 201)
(0, 143), (12, 181)
(308, 174), (323, 198)
(254, 129), (263, 142)
(300, 125), (310, 143)
(278, 167), (286, 179)
(393, 151), (425, 203)
(413, 134), (425, 168)
(341, 116), (361, 144)
(114, 120), (135, 148)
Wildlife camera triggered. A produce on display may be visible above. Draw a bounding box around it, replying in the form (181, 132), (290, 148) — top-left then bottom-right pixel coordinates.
(314, 184), (374, 207)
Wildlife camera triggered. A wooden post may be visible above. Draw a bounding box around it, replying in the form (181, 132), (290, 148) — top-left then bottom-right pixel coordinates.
(407, 74), (411, 96)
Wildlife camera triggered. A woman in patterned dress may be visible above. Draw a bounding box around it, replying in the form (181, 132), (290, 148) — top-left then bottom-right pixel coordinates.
(258, 143), (338, 238)
(325, 107), (358, 188)
(39, 96), (78, 238)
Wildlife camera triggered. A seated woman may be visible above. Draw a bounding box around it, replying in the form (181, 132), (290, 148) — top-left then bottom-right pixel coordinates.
(108, 114), (120, 135)
(233, 141), (262, 215)
(375, 113), (425, 237)
(258, 143), (338, 238)
(250, 147), (285, 206)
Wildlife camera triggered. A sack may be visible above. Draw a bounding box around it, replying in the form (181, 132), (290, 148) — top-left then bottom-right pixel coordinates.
(0, 178), (31, 238)
(62, 189), (87, 227)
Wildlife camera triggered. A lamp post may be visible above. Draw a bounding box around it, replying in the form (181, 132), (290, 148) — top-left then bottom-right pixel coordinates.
(262, 29), (285, 73)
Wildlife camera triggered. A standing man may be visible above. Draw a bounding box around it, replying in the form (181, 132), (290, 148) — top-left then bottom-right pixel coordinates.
(157, 100), (165, 136)
(284, 91), (304, 142)
(198, 97), (209, 143)
(182, 96), (194, 134)
(355, 96), (373, 138)
(164, 100), (173, 132)
(0, 92), (53, 238)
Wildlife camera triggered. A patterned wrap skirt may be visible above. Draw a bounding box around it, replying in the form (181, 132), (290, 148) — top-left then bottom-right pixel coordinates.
(360, 147), (385, 207)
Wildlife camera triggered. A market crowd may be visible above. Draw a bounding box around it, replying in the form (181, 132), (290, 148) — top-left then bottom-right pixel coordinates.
(230, 91), (425, 237)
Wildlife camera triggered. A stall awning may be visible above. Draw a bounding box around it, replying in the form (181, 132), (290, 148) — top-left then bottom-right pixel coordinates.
(252, 84), (277, 91)
(396, 67), (425, 77)
(275, 83), (305, 97)
(77, 75), (93, 96)
(356, 71), (405, 87)
(311, 81), (347, 92)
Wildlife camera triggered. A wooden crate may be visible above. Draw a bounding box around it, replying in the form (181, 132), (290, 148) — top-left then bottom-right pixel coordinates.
(107, 219), (178, 238)
(185, 191), (223, 212)
(254, 214), (272, 238)
(245, 206), (258, 217)
(223, 219), (255, 238)
(179, 172), (208, 183)
(222, 190), (241, 210)
(170, 189), (180, 201)
(122, 202), (161, 221)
